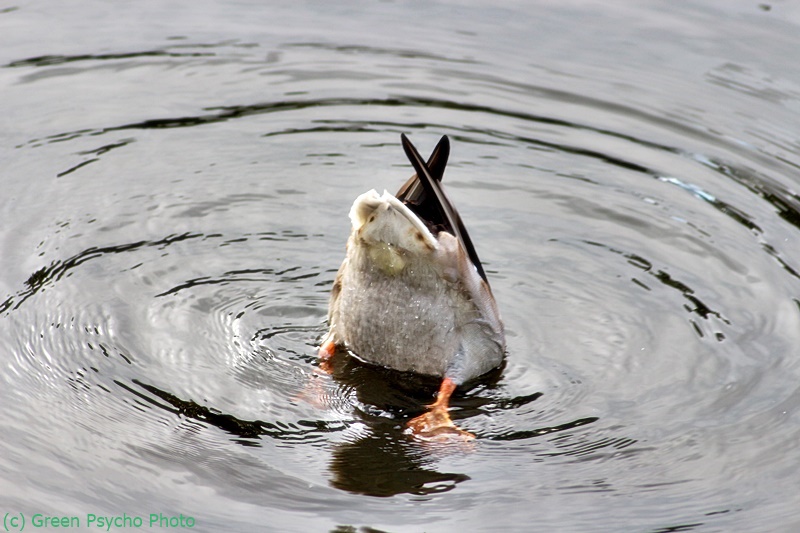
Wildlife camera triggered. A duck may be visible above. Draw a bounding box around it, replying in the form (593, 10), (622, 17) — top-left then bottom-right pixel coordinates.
(319, 134), (505, 440)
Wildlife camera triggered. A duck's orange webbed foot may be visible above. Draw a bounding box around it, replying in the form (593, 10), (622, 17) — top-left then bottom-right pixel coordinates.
(407, 377), (475, 441)
(318, 338), (337, 374)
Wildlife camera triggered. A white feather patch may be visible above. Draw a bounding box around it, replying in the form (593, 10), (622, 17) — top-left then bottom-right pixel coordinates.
(382, 191), (439, 250)
(348, 189), (439, 252)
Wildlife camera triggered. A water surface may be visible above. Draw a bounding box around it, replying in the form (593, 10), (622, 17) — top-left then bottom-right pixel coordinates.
(3, 1), (800, 531)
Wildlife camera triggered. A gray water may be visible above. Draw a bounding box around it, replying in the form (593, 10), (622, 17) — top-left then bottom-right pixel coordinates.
(3, 1), (800, 531)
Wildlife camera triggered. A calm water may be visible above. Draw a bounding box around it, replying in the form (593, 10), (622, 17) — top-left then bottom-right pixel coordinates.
(3, 1), (800, 531)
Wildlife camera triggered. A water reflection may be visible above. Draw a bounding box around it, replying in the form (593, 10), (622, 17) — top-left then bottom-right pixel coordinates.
(117, 366), (471, 497)
(329, 431), (470, 497)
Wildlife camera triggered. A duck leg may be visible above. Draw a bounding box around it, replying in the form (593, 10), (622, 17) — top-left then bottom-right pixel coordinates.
(317, 337), (337, 374)
(407, 377), (475, 440)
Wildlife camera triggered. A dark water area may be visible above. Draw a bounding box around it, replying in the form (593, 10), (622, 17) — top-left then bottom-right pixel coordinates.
(3, 1), (800, 531)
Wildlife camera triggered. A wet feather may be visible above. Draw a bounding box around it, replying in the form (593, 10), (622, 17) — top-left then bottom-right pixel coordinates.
(324, 135), (505, 384)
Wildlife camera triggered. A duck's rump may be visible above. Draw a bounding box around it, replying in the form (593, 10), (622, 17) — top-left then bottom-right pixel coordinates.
(330, 249), (503, 383)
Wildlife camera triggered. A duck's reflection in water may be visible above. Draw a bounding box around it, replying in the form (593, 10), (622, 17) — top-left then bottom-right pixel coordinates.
(324, 354), (503, 497)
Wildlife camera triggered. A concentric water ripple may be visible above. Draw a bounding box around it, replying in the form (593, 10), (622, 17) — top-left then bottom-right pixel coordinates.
(3, 1), (800, 531)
